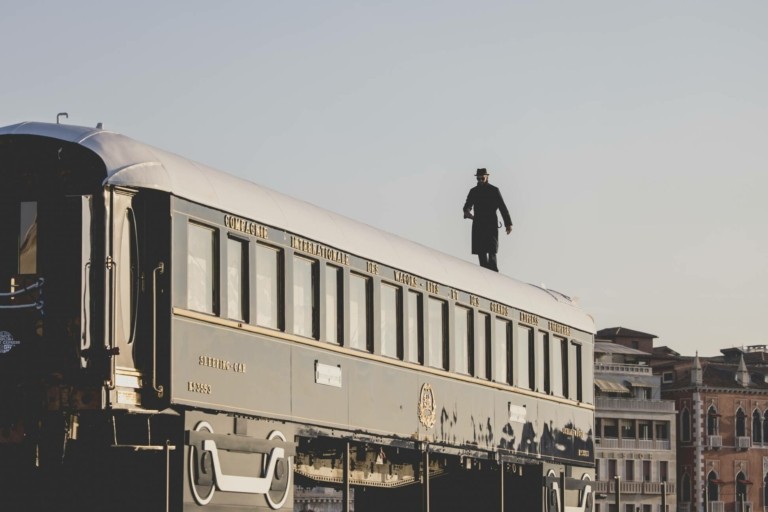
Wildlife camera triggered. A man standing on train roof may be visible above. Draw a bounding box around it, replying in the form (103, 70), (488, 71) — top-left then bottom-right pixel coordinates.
(462, 168), (513, 272)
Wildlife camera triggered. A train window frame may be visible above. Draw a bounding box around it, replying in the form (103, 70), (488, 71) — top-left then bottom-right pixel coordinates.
(349, 272), (373, 352)
(406, 290), (424, 364)
(515, 324), (534, 390)
(226, 235), (249, 322)
(572, 340), (583, 402)
(255, 242), (284, 331)
(476, 312), (491, 380)
(292, 254), (319, 339)
(454, 304), (473, 375)
(187, 221), (219, 316)
(551, 334), (566, 397)
(380, 281), (403, 360)
(18, 201), (38, 274)
(539, 330), (551, 394)
(427, 296), (448, 370)
(493, 317), (512, 385)
(324, 263), (343, 345)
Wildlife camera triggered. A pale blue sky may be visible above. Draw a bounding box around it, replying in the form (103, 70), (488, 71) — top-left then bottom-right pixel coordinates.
(3, 1), (766, 356)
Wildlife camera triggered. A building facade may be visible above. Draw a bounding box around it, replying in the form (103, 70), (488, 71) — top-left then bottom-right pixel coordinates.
(594, 327), (677, 512)
(654, 345), (768, 512)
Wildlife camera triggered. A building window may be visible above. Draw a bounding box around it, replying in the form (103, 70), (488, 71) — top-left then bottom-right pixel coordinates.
(325, 264), (343, 344)
(735, 471), (747, 503)
(753, 409), (763, 444)
(603, 419), (618, 438)
(764, 411), (768, 444)
(707, 406), (719, 435)
(293, 255), (318, 338)
(406, 291), (423, 364)
(736, 408), (747, 437)
(427, 297), (448, 370)
(655, 422), (669, 441)
(659, 461), (668, 484)
(624, 460), (635, 481)
(495, 318), (512, 384)
(621, 419), (636, 440)
(680, 408), (691, 442)
(256, 243), (282, 329)
(639, 421), (652, 440)
(227, 237), (248, 321)
(707, 471), (719, 501)
(381, 283), (402, 359)
(607, 459), (617, 479)
(551, 335), (564, 396)
(454, 305), (473, 375)
(763, 473), (768, 507)
(681, 473), (691, 502)
(188, 222), (218, 315)
(350, 273), (372, 351)
(662, 371), (674, 383)
(642, 460), (651, 482)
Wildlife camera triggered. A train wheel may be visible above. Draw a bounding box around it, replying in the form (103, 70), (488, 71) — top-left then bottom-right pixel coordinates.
(189, 421), (216, 505)
(263, 430), (292, 510)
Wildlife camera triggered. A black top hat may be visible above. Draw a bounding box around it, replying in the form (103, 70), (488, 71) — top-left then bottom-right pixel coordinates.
(475, 168), (489, 177)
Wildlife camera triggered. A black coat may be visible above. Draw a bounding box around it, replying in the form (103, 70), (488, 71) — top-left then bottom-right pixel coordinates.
(463, 183), (512, 254)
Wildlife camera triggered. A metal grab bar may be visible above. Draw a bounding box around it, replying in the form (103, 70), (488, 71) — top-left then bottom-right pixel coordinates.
(0, 301), (44, 310)
(0, 277), (45, 297)
(152, 262), (165, 397)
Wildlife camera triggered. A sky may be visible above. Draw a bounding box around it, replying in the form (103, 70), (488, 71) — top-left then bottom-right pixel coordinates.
(2, 1), (766, 357)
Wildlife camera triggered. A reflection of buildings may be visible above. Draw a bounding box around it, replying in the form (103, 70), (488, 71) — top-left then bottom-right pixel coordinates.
(593, 327), (677, 512)
(653, 344), (768, 512)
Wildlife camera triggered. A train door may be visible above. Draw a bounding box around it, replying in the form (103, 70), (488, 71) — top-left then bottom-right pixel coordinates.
(0, 193), (95, 468)
(104, 186), (170, 410)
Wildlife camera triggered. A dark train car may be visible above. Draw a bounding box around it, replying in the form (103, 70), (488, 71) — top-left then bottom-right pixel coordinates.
(0, 122), (596, 512)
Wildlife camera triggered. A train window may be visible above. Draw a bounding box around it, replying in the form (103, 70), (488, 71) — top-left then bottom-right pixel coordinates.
(256, 243), (283, 330)
(478, 313), (491, 379)
(380, 283), (402, 359)
(187, 222), (218, 315)
(293, 255), (318, 339)
(551, 335), (565, 397)
(19, 201), (37, 274)
(494, 318), (512, 384)
(325, 264), (343, 344)
(454, 305), (472, 375)
(227, 237), (248, 322)
(516, 325), (534, 389)
(539, 331), (551, 394)
(406, 291), (423, 364)
(427, 297), (448, 370)
(574, 342), (583, 402)
(349, 273), (372, 351)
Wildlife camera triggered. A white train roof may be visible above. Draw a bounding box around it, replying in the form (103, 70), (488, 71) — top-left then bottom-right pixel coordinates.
(1, 121), (595, 333)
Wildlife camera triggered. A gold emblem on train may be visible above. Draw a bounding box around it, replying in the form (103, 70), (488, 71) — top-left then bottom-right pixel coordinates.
(417, 383), (436, 429)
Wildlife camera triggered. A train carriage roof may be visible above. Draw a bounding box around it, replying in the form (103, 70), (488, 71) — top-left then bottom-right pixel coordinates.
(1, 121), (594, 333)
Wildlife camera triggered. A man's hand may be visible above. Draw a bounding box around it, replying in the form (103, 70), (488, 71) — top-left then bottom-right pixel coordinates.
(506, 225), (513, 234)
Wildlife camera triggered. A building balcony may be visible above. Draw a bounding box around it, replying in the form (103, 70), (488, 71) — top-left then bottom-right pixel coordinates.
(708, 502), (725, 512)
(595, 396), (676, 412)
(708, 435), (723, 449)
(595, 437), (671, 451)
(737, 436), (751, 450)
(594, 479), (675, 495)
(595, 362), (652, 375)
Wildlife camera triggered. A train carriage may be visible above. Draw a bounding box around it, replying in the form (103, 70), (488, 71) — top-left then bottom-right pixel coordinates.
(0, 121), (595, 511)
